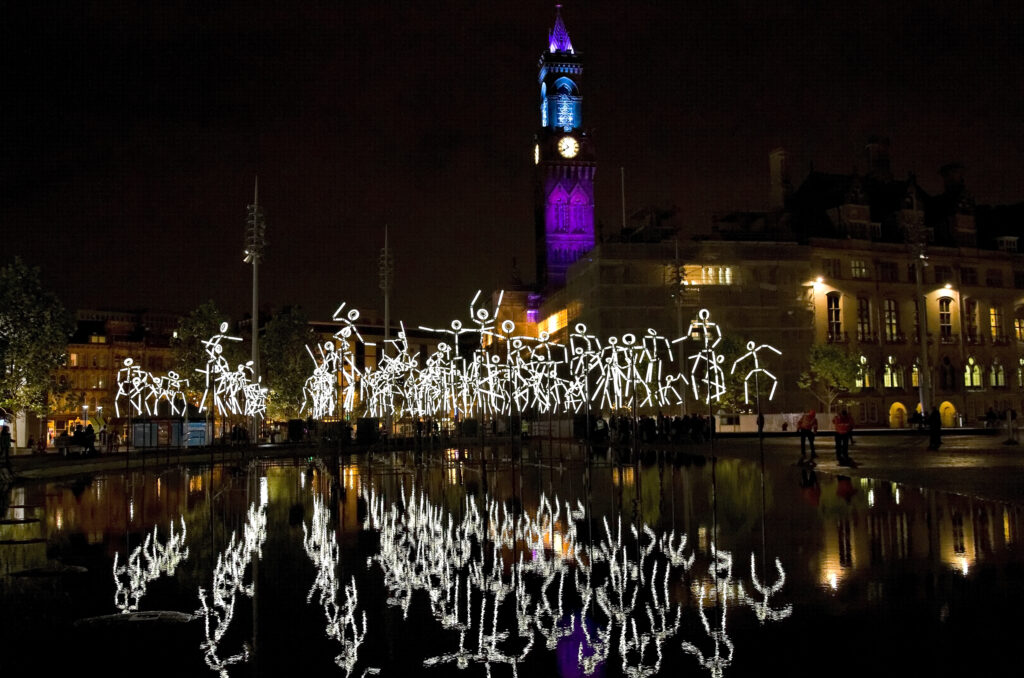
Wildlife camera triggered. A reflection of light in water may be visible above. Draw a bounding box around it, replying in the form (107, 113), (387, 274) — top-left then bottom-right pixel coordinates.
(113, 517), (189, 613)
(828, 572), (838, 590)
(739, 554), (792, 623)
(895, 488), (901, 505)
(1005, 508), (1012, 545)
(304, 495), (377, 676)
(868, 489), (874, 507)
(300, 471), (305, 489)
(129, 498), (134, 521)
(157, 478), (161, 498)
(197, 503), (267, 677)
(360, 483), (789, 677)
(260, 476), (268, 506)
(189, 475), (203, 493)
(55, 509), (63, 531)
(959, 557), (969, 576)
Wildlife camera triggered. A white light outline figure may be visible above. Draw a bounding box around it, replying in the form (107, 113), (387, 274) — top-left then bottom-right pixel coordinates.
(685, 309), (727, 404)
(730, 340), (782, 403)
(302, 293), (775, 423)
(114, 358), (190, 418)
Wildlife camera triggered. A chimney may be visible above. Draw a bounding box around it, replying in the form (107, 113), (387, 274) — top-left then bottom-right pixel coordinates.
(864, 135), (891, 179)
(769, 147), (791, 209)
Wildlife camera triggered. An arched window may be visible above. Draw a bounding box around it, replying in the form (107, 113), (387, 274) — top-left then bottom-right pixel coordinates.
(827, 292), (842, 340)
(856, 355), (873, 389)
(964, 357), (982, 387)
(883, 356), (903, 388)
(991, 358), (1006, 387)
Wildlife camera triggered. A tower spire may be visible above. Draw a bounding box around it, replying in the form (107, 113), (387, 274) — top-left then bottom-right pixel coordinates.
(549, 5), (574, 53)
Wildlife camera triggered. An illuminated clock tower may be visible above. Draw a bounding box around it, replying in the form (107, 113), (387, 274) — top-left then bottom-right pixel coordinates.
(534, 5), (596, 291)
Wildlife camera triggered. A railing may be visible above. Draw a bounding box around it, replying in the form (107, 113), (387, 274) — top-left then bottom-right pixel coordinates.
(991, 334), (1011, 346)
(965, 333), (984, 346)
(940, 334), (958, 345)
(883, 332), (906, 344)
(856, 329), (878, 343)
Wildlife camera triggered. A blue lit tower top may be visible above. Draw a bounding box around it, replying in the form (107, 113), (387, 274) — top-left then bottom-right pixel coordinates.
(534, 5), (595, 291)
(539, 5), (581, 131)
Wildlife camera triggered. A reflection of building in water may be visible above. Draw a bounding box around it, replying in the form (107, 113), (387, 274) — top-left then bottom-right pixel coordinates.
(816, 478), (1024, 590)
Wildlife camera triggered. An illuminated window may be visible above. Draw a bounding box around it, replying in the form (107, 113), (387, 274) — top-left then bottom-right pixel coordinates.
(883, 356), (902, 388)
(1015, 317), (1024, 342)
(911, 361), (920, 388)
(990, 306), (1003, 341)
(541, 309), (568, 335)
(1018, 358), (1024, 388)
(883, 299), (900, 341)
(682, 265), (734, 285)
(938, 298), (953, 338)
(827, 293), (842, 339)
(68, 353), (78, 367)
(991, 359), (1006, 387)
(964, 357), (981, 388)
(851, 260), (869, 279)
(856, 355), (873, 389)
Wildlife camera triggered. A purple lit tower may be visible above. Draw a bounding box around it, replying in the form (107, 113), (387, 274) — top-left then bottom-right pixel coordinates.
(534, 5), (596, 291)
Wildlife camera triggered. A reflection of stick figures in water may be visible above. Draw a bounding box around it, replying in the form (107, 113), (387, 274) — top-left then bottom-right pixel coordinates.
(730, 340), (782, 403)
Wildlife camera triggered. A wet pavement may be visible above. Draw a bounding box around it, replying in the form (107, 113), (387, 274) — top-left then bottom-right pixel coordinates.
(2, 436), (1023, 676)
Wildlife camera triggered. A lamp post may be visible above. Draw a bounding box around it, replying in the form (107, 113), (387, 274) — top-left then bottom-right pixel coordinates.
(904, 184), (932, 414)
(244, 178), (266, 444)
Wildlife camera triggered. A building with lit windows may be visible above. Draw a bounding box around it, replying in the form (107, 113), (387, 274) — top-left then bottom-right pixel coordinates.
(49, 309), (178, 442)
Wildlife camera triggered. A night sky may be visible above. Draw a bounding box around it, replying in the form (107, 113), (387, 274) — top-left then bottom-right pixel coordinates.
(3, 1), (1023, 326)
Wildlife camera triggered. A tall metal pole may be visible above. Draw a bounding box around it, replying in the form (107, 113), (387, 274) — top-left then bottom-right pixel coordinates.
(245, 177), (266, 443)
(379, 226), (394, 441)
(673, 239), (687, 416)
(905, 186), (931, 414)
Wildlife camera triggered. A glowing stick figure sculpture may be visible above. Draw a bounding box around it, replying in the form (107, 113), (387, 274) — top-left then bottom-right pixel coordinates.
(686, 309), (726, 404)
(331, 303), (364, 414)
(197, 322), (242, 415)
(730, 340), (782, 404)
(302, 342), (341, 419)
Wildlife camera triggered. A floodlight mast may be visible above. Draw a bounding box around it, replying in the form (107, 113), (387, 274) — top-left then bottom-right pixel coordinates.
(379, 225), (394, 438)
(244, 177), (266, 442)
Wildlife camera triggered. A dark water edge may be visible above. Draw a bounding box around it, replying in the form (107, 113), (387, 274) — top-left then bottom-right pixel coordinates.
(2, 445), (1023, 677)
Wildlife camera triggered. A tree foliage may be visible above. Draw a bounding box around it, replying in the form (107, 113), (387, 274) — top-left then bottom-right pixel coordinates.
(260, 305), (314, 420)
(797, 343), (860, 414)
(0, 258), (73, 416)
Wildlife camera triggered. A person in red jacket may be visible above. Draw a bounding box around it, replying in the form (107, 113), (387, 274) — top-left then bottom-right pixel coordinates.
(832, 410), (855, 465)
(796, 410), (818, 464)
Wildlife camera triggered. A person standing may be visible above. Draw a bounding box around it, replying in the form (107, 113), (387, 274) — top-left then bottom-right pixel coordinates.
(927, 406), (942, 450)
(796, 410), (818, 464)
(1, 425), (11, 468)
(832, 409), (855, 465)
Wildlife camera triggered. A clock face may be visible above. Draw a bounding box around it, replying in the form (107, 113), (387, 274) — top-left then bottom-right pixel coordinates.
(534, 144), (540, 165)
(558, 136), (579, 158)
